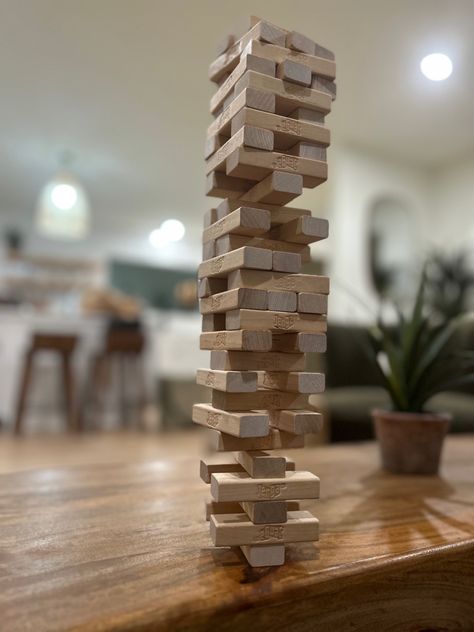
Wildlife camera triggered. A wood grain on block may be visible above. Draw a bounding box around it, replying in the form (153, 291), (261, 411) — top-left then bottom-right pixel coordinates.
(196, 369), (258, 393)
(311, 75), (337, 99)
(200, 287), (267, 314)
(286, 31), (316, 55)
(192, 404), (269, 438)
(290, 107), (325, 124)
(210, 510), (319, 546)
(200, 330), (272, 352)
(228, 269), (330, 294)
(298, 292), (328, 314)
(203, 208), (218, 227)
(215, 198), (311, 225)
(313, 41), (336, 61)
(226, 309), (327, 334)
(277, 59), (312, 86)
(271, 332), (327, 353)
(234, 71), (332, 117)
(202, 207), (270, 243)
(204, 133), (227, 160)
(202, 313), (226, 332)
(226, 146), (327, 189)
(287, 141), (327, 161)
(198, 247), (272, 279)
(230, 107), (330, 152)
(210, 350), (306, 372)
(212, 389), (308, 412)
(257, 371), (325, 394)
(206, 126), (275, 175)
(212, 427), (305, 451)
(269, 409), (324, 435)
(200, 454), (243, 484)
(216, 234), (311, 262)
(206, 171), (255, 200)
(271, 216), (329, 244)
(236, 450), (286, 478)
(202, 239), (215, 261)
(208, 88), (276, 140)
(211, 471), (320, 502)
(273, 251), (302, 273)
(267, 290), (297, 312)
(240, 544), (285, 567)
(241, 500), (288, 524)
(198, 277), (227, 299)
(210, 54), (276, 114)
(240, 171), (303, 205)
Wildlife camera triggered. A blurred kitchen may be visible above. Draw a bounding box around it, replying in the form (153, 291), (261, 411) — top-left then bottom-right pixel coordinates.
(0, 0), (473, 470)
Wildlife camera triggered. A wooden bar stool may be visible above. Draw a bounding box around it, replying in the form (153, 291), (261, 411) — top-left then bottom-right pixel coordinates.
(14, 333), (79, 435)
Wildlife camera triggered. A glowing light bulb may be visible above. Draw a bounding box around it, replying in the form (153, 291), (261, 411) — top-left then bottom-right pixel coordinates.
(420, 53), (453, 81)
(50, 183), (78, 210)
(160, 219), (185, 242)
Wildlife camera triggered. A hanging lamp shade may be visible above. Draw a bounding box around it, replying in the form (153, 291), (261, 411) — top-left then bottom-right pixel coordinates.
(36, 171), (90, 239)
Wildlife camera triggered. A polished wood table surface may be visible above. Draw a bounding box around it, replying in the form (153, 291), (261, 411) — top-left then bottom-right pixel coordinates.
(1, 435), (474, 632)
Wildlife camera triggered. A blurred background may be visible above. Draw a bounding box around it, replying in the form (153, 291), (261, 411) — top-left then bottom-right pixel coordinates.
(0, 0), (473, 468)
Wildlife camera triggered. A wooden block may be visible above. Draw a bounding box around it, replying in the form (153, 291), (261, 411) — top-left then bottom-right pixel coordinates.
(240, 544), (285, 567)
(290, 107), (325, 125)
(202, 313), (226, 332)
(200, 330), (272, 352)
(269, 409), (324, 435)
(202, 239), (215, 261)
(267, 290), (297, 312)
(204, 134), (227, 160)
(208, 88), (276, 140)
(236, 450), (286, 478)
(202, 207), (271, 242)
(273, 251), (302, 273)
(226, 146), (327, 189)
(192, 404), (269, 438)
(198, 247), (272, 279)
(198, 277), (227, 299)
(212, 428), (305, 451)
(298, 292), (328, 314)
(241, 500), (288, 524)
(313, 42), (335, 61)
(210, 350), (306, 372)
(206, 125), (275, 175)
(196, 369), (258, 393)
(228, 270), (330, 294)
(200, 287), (267, 314)
(272, 332), (327, 353)
(212, 389), (308, 412)
(277, 59), (312, 86)
(206, 500), (241, 520)
(206, 171), (255, 200)
(203, 208), (218, 228)
(270, 216), (329, 244)
(226, 309), (327, 334)
(240, 171), (303, 205)
(210, 54), (276, 114)
(234, 71), (332, 117)
(200, 454), (243, 484)
(286, 31), (316, 56)
(257, 371), (325, 394)
(210, 510), (319, 546)
(216, 234), (311, 263)
(211, 471), (320, 502)
(287, 141), (327, 161)
(215, 198), (311, 225)
(311, 75), (337, 99)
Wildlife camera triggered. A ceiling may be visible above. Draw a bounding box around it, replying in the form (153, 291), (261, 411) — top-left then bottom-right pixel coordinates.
(0, 0), (473, 249)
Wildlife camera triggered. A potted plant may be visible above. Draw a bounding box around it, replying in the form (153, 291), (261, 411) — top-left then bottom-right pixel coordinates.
(368, 271), (474, 475)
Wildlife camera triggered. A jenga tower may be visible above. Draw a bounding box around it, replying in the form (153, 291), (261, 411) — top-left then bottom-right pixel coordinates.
(194, 17), (335, 567)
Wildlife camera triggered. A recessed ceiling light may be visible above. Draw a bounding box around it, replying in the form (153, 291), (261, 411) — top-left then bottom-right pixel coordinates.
(420, 53), (453, 81)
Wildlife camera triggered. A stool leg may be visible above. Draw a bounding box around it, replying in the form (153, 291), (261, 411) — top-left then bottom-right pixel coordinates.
(14, 351), (34, 435)
(61, 352), (77, 432)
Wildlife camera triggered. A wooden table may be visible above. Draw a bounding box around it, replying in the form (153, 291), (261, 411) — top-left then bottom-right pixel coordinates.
(1, 436), (474, 631)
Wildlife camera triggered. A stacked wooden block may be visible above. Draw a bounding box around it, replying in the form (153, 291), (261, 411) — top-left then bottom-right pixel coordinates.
(194, 17), (335, 567)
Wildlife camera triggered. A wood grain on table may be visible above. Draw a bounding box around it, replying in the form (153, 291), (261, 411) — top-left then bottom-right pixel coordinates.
(1, 436), (474, 631)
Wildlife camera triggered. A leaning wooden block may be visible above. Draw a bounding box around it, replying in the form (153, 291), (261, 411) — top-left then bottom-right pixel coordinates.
(202, 207), (271, 242)
(208, 88), (276, 140)
(277, 59), (312, 86)
(215, 234), (311, 263)
(202, 313), (226, 332)
(257, 371), (325, 394)
(212, 389), (308, 412)
(267, 290), (297, 312)
(286, 30), (316, 55)
(269, 409), (324, 435)
(211, 471), (320, 502)
(271, 332), (327, 353)
(228, 270), (330, 295)
(198, 277), (227, 299)
(206, 125), (275, 175)
(226, 309), (327, 334)
(193, 404), (269, 438)
(216, 198), (311, 225)
(198, 247), (272, 279)
(236, 450), (286, 478)
(212, 428), (305, 452)
(206, 170), (255, 200)
(240, 544), (285, 567)
(270, 215), (329, 244)
(210, 349), (306, 372)
(287, 141), (327, 161)
(241, 500), (288, 524)
(200, 454), (244, 484)
(273, 251), (302, 273)
(240, 171), (303, 205)
(196, 369), (258, 393)
(298, 292), (328, 314)
(200, 287), (267, 314)
(200, 330), (272, 352)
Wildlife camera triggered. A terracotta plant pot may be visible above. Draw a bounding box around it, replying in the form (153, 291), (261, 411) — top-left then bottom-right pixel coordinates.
(372, 409), (451, 475)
